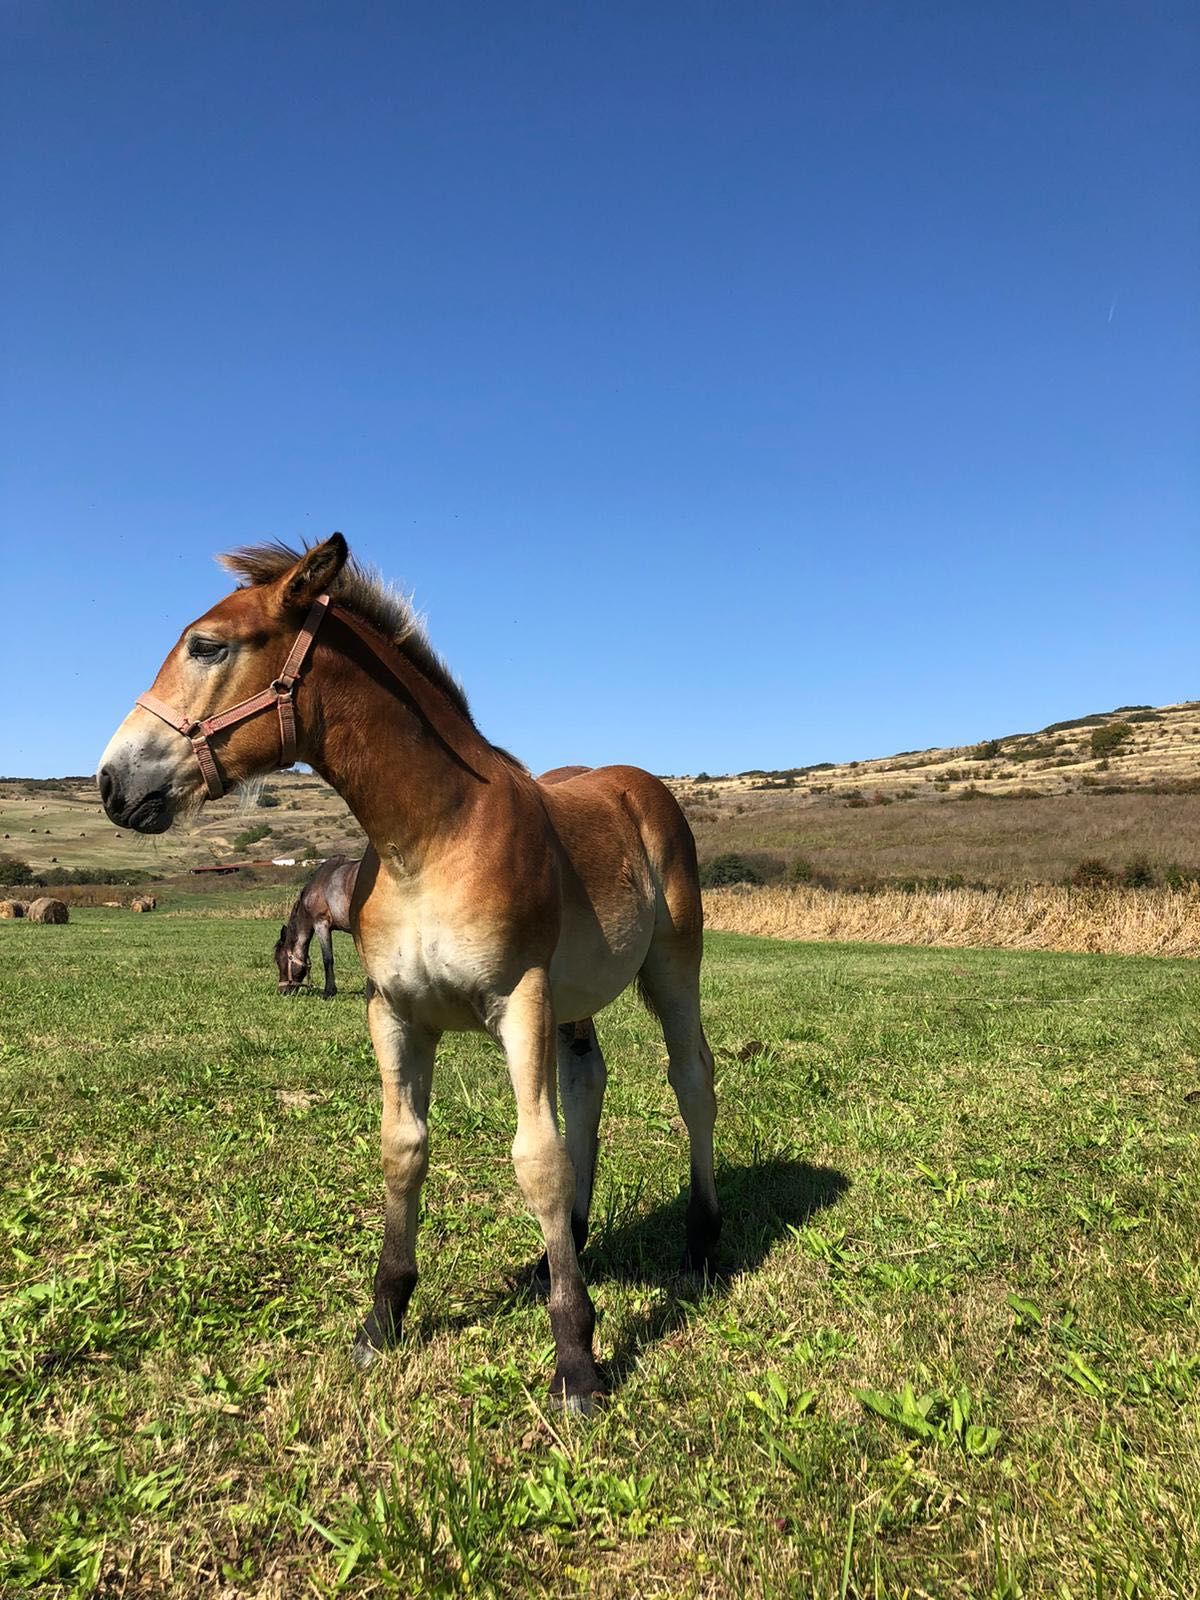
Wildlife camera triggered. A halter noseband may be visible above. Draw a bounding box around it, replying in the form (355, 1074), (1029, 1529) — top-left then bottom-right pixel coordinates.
(135, 594), (331, 800)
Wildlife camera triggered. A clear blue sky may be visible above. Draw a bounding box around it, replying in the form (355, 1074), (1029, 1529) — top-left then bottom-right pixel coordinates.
(3, 2), (1196, 778)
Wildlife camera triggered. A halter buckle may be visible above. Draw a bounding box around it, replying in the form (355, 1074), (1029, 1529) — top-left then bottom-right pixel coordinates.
(270, 679), (295, 699)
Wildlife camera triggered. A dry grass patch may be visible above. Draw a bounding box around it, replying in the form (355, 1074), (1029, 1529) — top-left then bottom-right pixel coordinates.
(704, 884), (1200, 958)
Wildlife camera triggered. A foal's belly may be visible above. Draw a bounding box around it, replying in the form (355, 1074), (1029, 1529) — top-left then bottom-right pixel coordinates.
(549, 894), (657, 1023)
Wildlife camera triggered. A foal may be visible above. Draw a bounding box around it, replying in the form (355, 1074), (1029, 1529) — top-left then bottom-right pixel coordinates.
(275, 855), (360, 997)
(97, 534), (720, 1411)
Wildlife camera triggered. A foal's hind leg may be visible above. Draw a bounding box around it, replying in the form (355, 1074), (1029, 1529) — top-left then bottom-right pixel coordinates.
(535, 1020), (607, 1284)
(558, 1019), (607, 1251)
(638, 941), (722, 1274)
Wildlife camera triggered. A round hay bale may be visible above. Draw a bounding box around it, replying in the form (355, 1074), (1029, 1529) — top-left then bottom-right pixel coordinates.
(0, 900), (26, 919)
(27, 897), (69, 924)
(130, 894), (157, 913)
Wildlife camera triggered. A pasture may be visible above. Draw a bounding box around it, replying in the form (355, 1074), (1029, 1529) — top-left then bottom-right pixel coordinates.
(2, 909), (1198, 1597)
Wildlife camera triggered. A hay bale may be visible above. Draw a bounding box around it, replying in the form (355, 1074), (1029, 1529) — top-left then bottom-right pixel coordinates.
(130, 894), (157, 913)
(27, 897), (69, 924)
(0, 900), (26, 919)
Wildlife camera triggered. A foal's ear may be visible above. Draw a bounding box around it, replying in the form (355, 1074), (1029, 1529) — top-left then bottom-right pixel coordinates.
(277, 533), (349, 614)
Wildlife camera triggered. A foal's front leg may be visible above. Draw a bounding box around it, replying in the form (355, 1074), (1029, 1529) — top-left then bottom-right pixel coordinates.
(352, 993), (439, 1368)
(315, 921), (337, 998)
(500, 972), (605, 1412)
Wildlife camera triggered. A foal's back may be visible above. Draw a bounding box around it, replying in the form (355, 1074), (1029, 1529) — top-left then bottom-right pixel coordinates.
(306, 855), (360, 931)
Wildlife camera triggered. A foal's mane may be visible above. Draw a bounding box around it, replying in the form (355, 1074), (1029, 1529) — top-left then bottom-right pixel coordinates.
(219, 541), (528, 773)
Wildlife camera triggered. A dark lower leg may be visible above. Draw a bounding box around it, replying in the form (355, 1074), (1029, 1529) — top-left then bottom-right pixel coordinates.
(317, 923), (336, 997)
(668, 1035), (722, 1276)
(358, 1210), (419, 1351)
(685, 1155), (723, 1274)
(548, 1271), (601, 1407)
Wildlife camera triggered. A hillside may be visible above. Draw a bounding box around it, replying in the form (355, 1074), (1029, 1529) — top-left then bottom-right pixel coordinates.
(0, 773), (366, 881)
(2, 699), (1196, 888)
(672, 699), (1200, 886)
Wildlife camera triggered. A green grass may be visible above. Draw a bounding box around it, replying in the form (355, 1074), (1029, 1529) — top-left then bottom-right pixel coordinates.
(1, 911), (1198, 1597)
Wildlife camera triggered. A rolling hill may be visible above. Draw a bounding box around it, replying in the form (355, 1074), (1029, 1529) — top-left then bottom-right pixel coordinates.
(2, 699), (1196, 889)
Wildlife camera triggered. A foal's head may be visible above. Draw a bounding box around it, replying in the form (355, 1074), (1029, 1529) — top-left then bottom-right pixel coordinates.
(273, 921), (310, 995)
(97, 536), (348, 833)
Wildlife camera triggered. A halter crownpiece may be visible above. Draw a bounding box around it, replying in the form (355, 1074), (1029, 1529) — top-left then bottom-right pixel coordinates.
(135, 594), (332, 800)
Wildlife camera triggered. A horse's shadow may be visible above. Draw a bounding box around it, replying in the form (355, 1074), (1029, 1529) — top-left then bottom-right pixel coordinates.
(493, 1156), (850, 1387)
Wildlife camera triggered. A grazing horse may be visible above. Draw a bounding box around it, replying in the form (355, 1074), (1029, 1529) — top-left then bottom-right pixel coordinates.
(275, 855), (360, 997)
(96, 533), (720, 1411)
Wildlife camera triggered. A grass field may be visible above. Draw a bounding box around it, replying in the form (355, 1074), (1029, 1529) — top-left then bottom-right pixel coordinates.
(2, 911), (1199, 1597)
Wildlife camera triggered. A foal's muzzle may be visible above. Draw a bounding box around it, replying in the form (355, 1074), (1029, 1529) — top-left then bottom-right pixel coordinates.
(98, 766), (174, 833)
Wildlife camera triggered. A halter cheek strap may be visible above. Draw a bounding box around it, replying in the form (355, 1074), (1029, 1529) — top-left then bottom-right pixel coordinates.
(135, 594), (331, 800)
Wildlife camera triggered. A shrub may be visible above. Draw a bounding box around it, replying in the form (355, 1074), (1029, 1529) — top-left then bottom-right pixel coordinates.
(233, 823), (272, 851)
(699, 854), (762, 888)
(1070, 857), (1114, 889)
(1091, 722), (1133, 760)
(791, 856), (815, 883)
(971, 740), (1001, 761)
(1122, 856), (1156, 889)
(257, 788), (281, 808)
(0, 854), (34, 885)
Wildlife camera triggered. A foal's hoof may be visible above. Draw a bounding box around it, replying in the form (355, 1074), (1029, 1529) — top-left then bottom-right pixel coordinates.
(351, 1314), (398, 1372)
(682, 1245), (723, 1283)
(549, 1385), (605, 1418)
(350, 1337), (382, 1373)
(559, 1389), (602, 1418)
(549, 1366), (607, 1418)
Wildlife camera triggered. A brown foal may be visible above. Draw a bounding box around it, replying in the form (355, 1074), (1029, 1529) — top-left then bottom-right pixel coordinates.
(98, 534), (720, 1411)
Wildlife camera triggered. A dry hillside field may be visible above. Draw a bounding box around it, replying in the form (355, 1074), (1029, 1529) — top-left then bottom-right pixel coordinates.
(3, 701), (1196, 892)
(4, 700), (1197, 957)
(672, 700), (1200, 888)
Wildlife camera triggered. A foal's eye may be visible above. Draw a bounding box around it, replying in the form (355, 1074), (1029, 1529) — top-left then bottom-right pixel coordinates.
(187, 636), (228, 663)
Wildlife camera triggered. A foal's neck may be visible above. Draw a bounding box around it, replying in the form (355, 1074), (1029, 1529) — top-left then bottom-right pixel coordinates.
(301, 612), (507, 868)
(287, 899), (315, 950)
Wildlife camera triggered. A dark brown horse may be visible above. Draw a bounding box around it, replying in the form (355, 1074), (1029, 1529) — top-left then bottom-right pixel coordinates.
(97, 534), (719, 1413)
(274, 855), (360, 997)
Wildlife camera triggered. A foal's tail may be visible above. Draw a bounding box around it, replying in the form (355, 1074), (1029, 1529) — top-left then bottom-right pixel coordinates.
(618, 768), (705, 1005)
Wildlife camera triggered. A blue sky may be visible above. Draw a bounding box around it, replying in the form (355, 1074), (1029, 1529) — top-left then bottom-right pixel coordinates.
(3, 2), (1196, 778)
